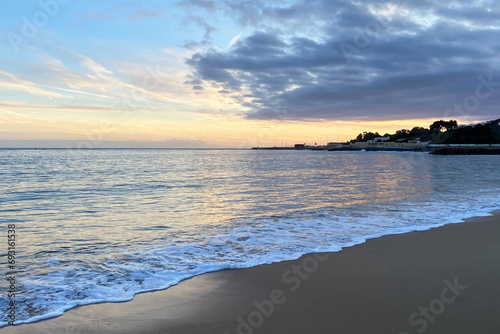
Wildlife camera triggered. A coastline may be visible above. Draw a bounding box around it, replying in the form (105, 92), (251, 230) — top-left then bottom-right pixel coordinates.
(3, 211), (500, 334)
(252, 144), (500, 154)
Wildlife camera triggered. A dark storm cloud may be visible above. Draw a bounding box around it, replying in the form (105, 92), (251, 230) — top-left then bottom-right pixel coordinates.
(186, 0), (500, 121)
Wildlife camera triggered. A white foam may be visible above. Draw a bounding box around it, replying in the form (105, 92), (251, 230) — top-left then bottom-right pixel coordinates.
(2, 190), (499, 328)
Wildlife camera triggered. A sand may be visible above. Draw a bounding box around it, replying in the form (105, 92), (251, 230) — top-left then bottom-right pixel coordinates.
(3, 212), (500, 334)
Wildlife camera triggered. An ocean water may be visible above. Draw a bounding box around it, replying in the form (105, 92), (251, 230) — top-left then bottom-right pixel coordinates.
(1, 149), (499, 327)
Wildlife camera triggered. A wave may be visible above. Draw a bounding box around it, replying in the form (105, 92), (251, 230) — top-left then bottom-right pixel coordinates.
(2, 190), (500, 328)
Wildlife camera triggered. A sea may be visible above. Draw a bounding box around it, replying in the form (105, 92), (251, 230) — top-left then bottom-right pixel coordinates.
(1, 149), (499, 327)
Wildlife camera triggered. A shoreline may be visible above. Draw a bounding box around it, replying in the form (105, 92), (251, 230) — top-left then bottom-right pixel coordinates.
(252, 145), (500, 154)
(3, 211), (500, 333)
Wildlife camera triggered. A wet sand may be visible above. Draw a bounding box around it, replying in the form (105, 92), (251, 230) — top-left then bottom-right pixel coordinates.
(3, 212), (500, 334)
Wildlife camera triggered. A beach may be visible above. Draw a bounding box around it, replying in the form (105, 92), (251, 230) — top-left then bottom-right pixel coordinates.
(4, 211), (499, 334)
(3, 0), (500, 331)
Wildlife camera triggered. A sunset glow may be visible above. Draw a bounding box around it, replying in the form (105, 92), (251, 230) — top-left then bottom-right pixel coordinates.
(1, 1), (498, 147)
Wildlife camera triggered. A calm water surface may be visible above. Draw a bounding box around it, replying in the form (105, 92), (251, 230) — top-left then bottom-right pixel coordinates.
(1, 149), (499, 326)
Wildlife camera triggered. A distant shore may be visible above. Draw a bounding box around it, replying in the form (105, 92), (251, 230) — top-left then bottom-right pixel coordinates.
(4, 211), (500, 334)
(253, 144), (500, 154)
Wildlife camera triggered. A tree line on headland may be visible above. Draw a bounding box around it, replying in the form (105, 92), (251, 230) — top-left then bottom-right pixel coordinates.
(353, 119), (500, 144)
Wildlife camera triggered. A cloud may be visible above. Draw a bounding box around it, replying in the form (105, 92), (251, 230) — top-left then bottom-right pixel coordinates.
(182, 15), (217, 50)
(127, 10), (165, 21)
(227, 32), (242, 49)
(77, 3), (165, 21)
(0, 108), (53, 123)
(79, 11), (109, 20)
(186, 0), (500, 121)
(0, 71), (63, 98)
(178, 0), (219, 12)
(3, 47), (202, 116)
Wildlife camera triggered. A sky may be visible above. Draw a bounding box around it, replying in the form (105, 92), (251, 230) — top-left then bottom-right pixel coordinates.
(1, 0), (499, 148)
